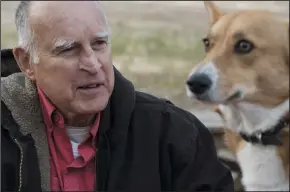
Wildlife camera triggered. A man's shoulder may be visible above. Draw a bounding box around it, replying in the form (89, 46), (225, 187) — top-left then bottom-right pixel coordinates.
(135, 90), (174, 113)
(134, 91), (201, 126)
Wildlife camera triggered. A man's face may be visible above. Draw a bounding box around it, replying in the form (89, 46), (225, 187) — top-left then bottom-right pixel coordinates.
(27, 2), (114, 116)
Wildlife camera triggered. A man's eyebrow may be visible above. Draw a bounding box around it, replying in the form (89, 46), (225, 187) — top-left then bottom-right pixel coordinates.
(52, 31), (109, 51)
(52, 39), (76, 51)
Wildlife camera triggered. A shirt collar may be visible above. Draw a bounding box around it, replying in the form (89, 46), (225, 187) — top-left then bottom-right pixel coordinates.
(37, 85), (58, 128)
(37, 85), (101, 137)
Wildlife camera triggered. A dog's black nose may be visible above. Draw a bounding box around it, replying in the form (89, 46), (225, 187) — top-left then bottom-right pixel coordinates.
(186, 73), (212, 95)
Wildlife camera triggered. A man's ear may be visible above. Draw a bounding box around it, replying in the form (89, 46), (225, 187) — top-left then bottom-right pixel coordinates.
(204, 1), (223, 25)
(13, 47), (36, 81)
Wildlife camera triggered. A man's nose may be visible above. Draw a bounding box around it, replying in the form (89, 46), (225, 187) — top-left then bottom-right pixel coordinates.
(79, 53), (101, 74)
(186, 73), (212, 95)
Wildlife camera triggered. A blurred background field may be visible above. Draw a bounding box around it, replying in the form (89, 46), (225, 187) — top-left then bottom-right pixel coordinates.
(1, 1), (289, 191)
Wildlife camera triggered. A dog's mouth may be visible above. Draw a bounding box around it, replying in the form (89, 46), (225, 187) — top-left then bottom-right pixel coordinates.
(224, 90), (243, 103)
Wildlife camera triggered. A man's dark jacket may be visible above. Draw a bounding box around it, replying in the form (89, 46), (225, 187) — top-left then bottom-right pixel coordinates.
(1, 48), (234, 192)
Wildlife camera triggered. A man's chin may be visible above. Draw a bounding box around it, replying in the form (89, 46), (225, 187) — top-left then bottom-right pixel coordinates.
(76, 96), (110, 114)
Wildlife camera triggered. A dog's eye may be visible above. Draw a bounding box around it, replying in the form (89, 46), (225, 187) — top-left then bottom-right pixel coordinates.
(202, 38), (211, 52)
(234, 40), (254, 54)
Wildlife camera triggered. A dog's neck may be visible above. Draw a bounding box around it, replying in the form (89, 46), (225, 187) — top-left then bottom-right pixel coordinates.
(220, 99), (289, 190)
(220, 99), (289, 135)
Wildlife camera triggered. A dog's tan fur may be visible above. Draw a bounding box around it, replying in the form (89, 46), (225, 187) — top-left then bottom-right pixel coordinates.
(213, 106), (246, 153)
(190, 1), (290, 190)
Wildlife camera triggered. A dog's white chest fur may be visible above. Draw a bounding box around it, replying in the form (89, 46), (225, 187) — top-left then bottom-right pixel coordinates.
(237, 144), (288, 191)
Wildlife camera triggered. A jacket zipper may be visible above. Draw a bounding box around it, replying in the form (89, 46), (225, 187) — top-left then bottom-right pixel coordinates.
(14, 138), (24, 192)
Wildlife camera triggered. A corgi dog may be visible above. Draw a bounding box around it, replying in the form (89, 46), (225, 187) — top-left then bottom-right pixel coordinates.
(186, 1), (289, 191)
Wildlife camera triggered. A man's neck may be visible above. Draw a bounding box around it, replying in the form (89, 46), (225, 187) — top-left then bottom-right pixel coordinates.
(64, 113), (97, 127)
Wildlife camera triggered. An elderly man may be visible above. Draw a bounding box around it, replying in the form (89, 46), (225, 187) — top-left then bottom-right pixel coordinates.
(1, 1), (234, 192)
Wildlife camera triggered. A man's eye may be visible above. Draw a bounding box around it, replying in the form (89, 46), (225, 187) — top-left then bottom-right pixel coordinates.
(61, 47), (74, 52)
(97, 40), (106, 45)
(92, 40), (107, 49)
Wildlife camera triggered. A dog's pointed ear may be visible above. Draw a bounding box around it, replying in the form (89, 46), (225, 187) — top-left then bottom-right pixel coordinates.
(204, 1), (223, 25)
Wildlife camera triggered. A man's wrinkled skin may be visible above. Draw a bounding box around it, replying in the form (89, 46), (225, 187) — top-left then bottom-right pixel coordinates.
(13, 1), (114, 126)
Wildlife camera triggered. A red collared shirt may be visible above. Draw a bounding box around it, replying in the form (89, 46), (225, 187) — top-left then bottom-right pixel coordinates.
(37, 86), (100, 191)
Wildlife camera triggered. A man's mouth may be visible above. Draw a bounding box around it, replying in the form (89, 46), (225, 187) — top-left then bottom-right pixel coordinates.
(78, 83), (104, 89)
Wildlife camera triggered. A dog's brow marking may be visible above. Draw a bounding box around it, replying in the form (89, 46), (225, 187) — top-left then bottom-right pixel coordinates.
(233, 31), (245, 39)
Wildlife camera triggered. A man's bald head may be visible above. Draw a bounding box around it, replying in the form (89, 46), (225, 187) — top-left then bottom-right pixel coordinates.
(29, 1), (108, 29)
(14, 1), (109, 60)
